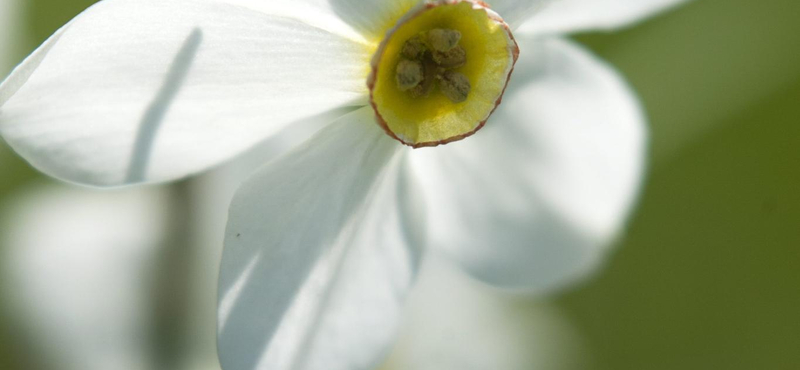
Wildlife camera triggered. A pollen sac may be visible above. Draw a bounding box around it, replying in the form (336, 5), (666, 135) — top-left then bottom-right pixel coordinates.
(395, 60), (424, 91)
(409, 61), (437, 98)
(402, 35), (428, 60)
(438, 70), (471, 103)
(428, 28), (462, 52)
(432, 46), (466, 69)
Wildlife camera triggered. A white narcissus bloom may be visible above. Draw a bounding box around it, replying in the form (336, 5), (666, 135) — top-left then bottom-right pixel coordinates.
(1, 185), (170, 370)
(0, 0), (687, 369)
(1, 183), (229, 370)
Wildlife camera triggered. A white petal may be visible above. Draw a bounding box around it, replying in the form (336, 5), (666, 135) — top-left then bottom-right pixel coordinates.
(0, 0), (372, 186)
(217, 107), (422, 370)
(519, 0), (689, 34)
(408, 37), (646, 292)
(182, 107), (354, 368)
(1, 184), (170, 370)
(482, 0), (552, 29)
(296, 0), (421, 41)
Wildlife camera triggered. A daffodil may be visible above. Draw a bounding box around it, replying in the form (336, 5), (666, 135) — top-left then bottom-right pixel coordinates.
(0, 0), (687, 369)
(2, 185), (169, 370)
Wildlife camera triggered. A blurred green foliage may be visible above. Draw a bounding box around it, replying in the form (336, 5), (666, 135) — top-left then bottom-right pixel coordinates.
(561, 83), (800, 369)
(563, 0), (800, 369)
(1, 0), (799, 369)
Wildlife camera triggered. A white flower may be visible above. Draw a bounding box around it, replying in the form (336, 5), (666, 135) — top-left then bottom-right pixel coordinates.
(1, 183), (229, 370)
(0, 0), (687, 369)
(1, 185), (170, 370)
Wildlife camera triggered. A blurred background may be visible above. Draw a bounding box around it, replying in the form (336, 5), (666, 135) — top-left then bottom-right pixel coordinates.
(1, 0), (799, 369)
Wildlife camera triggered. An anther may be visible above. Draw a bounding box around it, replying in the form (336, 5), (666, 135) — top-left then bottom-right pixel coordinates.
(402, 35), (428, 60)
(396, 60), (424, 91)
(409, 61), (437, 98)
(432, 46), (466, 68)
(428, 28), (462, 52)
(438, 70), (471, 103)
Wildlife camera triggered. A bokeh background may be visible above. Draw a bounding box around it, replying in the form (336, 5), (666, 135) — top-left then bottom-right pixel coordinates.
(2, 0), (799, 369)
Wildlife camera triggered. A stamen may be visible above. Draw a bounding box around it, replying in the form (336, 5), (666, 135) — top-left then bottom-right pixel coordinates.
(395, 59), (424, 91)
(438, 70), (471, 103)
(396, 27), (471, 102)
(432, 46), (466, 69)
(402, 35), (428, 60)
(409, 60), (437, 98)
(428, 28), (462, 52)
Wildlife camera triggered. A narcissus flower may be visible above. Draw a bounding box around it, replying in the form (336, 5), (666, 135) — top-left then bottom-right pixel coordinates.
(0, 0), (687, 369)
(2, 185), (169, 370)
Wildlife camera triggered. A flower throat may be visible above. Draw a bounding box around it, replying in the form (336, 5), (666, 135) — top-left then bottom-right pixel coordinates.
(368, 0), (519, 148)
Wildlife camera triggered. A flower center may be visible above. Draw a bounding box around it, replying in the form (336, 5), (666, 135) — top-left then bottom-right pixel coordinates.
(368, 1), (519, 148)
(395, 28), (471, 103)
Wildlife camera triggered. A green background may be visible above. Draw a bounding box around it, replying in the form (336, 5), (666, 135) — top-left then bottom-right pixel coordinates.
(2, 0), (799, 368)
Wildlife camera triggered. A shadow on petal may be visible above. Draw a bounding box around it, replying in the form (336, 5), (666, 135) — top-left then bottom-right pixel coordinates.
(125, 28), (203, 183)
